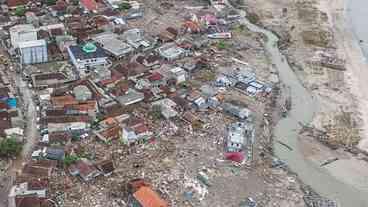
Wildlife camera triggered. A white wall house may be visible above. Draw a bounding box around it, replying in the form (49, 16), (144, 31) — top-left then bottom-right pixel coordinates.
(19, 40), (48, 65)
(9, 24), (37, 48)
(48, 122), (90, 133)
(169, 67), (187, 84)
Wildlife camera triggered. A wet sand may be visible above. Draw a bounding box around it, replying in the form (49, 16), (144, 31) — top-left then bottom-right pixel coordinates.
(326, 0), (368, 152)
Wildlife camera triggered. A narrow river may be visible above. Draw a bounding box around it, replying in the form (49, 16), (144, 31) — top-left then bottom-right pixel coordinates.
(236, 9), (368, 207)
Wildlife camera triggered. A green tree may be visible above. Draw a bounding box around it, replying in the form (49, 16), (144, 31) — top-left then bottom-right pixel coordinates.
(71, 0), (79, 6)
(247, 12), (260, 25)
(118, 2), (131, 11)
(46, 0), (57, 6)
(63, 155), (80, 166)
(0, 138), (22, 157)
(149, 105), (163, 120)
(217, 40), (227, 50)
(238, 24), (246, 31)
(14, 6), (26, 17)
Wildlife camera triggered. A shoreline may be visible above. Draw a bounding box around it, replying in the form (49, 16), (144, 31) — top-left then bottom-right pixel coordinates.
(300, 0), (368, 201)
(265, 0), (368, 205)
(329, 0), (368, 152)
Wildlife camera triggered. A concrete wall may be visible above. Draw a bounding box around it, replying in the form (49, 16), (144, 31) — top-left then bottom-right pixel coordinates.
(10, 30), (37, 48)
(20, 44), (48, 65)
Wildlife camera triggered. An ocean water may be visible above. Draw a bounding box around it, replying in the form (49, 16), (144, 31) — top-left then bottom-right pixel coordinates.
(348, 0), (368, 59)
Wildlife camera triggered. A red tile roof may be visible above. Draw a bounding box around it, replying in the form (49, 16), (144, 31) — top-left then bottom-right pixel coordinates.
(45, 115), (92, 123)
(70, 160), (98, 179)
(7, 0), (29, 8)
(148, 72), (163, 82)
(133, 123), (149, 134)
(133, 186), (168, 207)
(64, 100), (97, 112)
(15, 196), (51, 207)
(81, 0), (98, 11)
(22, 164), (52, 178)
(53, 0), (67, 11)
(100, 124), (121, 140)
(28, 179), (49, 190)
(51, 95), (78, 107)
(183, 21), (201, 33)
(0, 102), (8, 110)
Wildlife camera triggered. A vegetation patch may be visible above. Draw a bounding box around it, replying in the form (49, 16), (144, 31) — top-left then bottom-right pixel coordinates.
(64, 155), (80, 166)
(0, 138), (22, 158)
(14, 6), (26, 17)
(118, 2), (132, 11)
(246, 12), (260, 25)
(149, 105), (163, 120)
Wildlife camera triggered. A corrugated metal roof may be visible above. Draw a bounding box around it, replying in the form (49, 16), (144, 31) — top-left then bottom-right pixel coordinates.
(18, 39), (46, 48)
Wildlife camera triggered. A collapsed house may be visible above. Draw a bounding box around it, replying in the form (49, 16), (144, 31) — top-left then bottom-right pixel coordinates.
(226, 122), (254, 153)
(221, 102), (251, 120)
(156, 43), (186, 61)
(68, 158), (101, 182)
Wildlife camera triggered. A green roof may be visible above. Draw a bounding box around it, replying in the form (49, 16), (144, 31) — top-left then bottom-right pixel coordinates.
(82, 43), (97, 53)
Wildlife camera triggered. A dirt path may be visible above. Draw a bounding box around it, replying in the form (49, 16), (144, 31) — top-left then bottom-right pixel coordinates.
(0, 65), (39, 205)
(10, 70), (39, 172)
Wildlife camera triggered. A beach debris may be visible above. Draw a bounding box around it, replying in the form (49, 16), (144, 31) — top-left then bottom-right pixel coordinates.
(239, 197), (257, 207)
(225, 152), (245, 163)
(271, 157), (287, 168)
(197, 171), (211, 187)
(276, 140), (293, 151)
(320, 157), (338, 167)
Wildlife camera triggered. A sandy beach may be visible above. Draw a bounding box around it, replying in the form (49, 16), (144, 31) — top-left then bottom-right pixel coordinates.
(322, 0), (368, 152)
(297, 0), (368, 196)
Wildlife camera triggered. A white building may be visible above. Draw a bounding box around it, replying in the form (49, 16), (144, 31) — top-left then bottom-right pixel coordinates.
(122, 29), (150, 49)
(226, 122), (246, 152)
(103, 0), (122, 9)
(67, 43), (109, 69)
(9, 24), (38, 48)
(169, 67), (187, 84)
(19, 40), (48, 65)
(48, 122), (90, 133)
(157, 43), (186, 61)
(92, 32), (133, 59)
(39, 23), (66, 35)
(152, 98), (178, 119)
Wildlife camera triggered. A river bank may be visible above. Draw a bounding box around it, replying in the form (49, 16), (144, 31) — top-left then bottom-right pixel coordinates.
(243, 0), (368, 206)
(310, 0), (368, 190)
(340, 0), (368, 152)
(294, 0), (368, 205)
